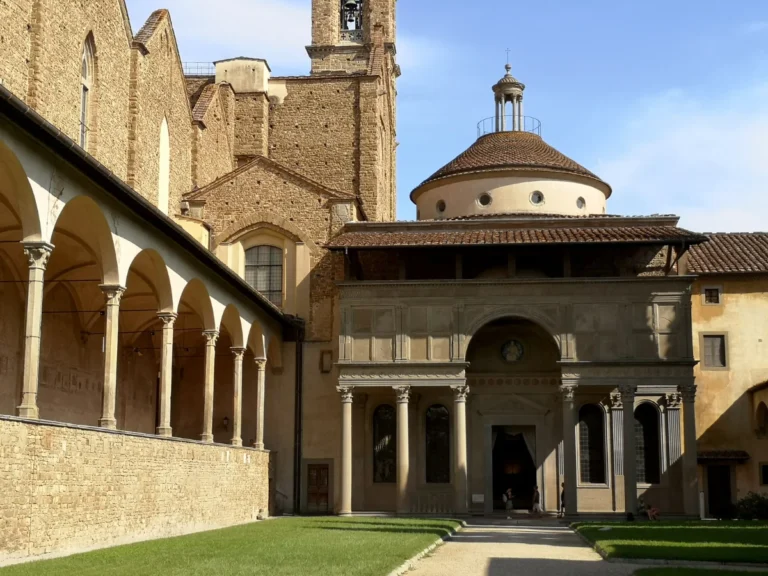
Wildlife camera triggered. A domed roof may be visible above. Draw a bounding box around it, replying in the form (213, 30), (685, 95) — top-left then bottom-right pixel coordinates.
(411, 131), (611, 199)
(493, 64), (524, 90)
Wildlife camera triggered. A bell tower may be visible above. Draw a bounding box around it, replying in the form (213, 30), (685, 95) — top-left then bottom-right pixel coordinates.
(308, 0), (396, 74)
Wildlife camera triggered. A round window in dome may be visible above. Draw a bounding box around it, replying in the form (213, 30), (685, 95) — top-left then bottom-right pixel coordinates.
(478, 193), (492, 207)
(576, 197), (586, 210)
(436, 200), (447, 215)
(530, 191), (545, 205)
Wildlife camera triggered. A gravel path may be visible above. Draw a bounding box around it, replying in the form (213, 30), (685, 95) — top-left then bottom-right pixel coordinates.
(408, 518), (636, 576)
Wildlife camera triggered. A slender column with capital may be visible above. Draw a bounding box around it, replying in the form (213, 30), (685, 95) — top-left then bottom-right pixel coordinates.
(99, 285), (126, 429)
(17, 242), (54, 419)
(620, 383), (638, 516)
(519, 96), (524, 130)
(254, 358), (266, 449)
(230, 347), (246, 446)
(201, 329), (219, 443)
(394, 385), (411, 514)
(452, 384), (470, 514)
(560, 383), (578, 515)
(156, 312), (176, 436)
(679, 384), (699, 515)
(338, 385), (354, 515)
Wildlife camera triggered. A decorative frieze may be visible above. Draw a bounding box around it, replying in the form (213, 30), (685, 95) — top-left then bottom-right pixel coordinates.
(337, 363), (467, 387)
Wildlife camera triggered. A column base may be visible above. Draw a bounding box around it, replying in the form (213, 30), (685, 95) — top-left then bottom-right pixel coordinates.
(156, 426), (172, 437)
(99, 418), (117, 430)
(16, 405), (39, 419)
(339, 511), (353, 517)
(253, 442), (265, 450)
(231, 438), (243, 447)
(201, 434), (214, 443)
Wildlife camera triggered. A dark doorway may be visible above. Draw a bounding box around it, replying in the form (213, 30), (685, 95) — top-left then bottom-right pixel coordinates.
(307, 464), (330, 514)
(707, 465), (733, 519)
(492, 427), (537, 511)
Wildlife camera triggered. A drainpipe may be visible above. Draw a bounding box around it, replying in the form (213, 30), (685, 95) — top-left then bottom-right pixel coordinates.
(292, 319), (306, 514)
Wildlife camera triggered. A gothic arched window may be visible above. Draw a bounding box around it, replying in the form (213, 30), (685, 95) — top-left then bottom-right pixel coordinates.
(426, 405), (450, 483)
(758, 402), (768, 437)
(578, 404), (606, 484)
(244, 245), (283, 307)
(80, 36), (95, 149)
(635, 403), (661, 484)
(373, 404), (396, 483)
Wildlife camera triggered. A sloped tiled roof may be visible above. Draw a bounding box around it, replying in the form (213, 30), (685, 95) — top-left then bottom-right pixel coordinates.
(327, 225), (704, 249)
(186, 76), (215, 110)
(413, 131), (610, 197)
(687, 233), (768, 274)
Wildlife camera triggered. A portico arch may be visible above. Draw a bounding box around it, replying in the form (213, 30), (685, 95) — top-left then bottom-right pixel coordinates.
(463, 308), (561, 360)
(0, 139), (42, 242)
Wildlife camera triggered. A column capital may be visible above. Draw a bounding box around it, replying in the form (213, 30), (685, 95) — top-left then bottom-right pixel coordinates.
(665, 392), (682, 410)
(337, 385), (354, 403)
(678, 384), (697, 403)
(393, 385), (411, 404)
(255, 357), (267, 371)
(618, 383), (637, 400)
(559, 383), (577, 402)
(203, 329), (219, 346)
(23, 241), (54, 271)
(608, 392), (623, 410)
(99, 284), (126, 306)
(451, 384), (470, 402)
(231, 347), (246, 359)
(157, 311), (178, 326)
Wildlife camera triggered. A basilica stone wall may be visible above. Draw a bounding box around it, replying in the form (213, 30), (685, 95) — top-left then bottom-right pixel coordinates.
(0, 418), (270, 565)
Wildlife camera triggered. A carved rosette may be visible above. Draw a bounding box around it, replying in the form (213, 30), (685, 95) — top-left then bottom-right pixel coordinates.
(100, 285), (126, 307)
(337, 386), (354, 403)
(158, 312), (178, 327)
(255, 358), (267, 371)
(678, 384), (697, 403)
(665, 392), (682, 410)
(203, 330), (219, 347)
(451, 385), (470, 402)
(559, 384), (576, 402)
(609, 392), (623, 410)
(394, 385), (411, 404)
(23, 242), (54, 271)
(618, 383), (637, 401)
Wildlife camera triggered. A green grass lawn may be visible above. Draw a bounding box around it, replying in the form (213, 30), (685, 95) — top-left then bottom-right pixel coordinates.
(0, 517), (460, 576)
(634, 570), (768, 576)
(574, 521), (768, 564)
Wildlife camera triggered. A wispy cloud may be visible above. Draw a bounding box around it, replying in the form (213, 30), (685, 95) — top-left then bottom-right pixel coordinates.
(595, 83), (768, 232)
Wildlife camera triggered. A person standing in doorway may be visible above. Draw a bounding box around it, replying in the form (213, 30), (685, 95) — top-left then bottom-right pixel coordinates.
(503, 488), (514, 519)
(558, 482), (566, 518)
(531, 486), (542, 516)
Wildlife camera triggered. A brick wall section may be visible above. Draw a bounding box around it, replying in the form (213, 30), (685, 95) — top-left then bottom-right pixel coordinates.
(127, 17), (193, 213)
(0, 0), (34, 98)
(0, 418), (270, 565)
(193, 86), (235, 188)
(234, 93), (269, 160)
(269, 78), (359, 198)
(311, 0), (339, 46)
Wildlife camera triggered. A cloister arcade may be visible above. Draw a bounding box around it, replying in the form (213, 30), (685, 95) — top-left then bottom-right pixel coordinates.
(0, 116), (288, 448)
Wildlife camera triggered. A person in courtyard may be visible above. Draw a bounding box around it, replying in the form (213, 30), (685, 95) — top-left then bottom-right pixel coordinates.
(531, 486), (543, 516)
(558, 482), (566, 518)
(503, 488), (514, 519)
(646, 502), (660, 521)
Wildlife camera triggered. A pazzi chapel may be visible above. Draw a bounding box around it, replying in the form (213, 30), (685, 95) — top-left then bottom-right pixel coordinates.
(0, 0), (767, 564)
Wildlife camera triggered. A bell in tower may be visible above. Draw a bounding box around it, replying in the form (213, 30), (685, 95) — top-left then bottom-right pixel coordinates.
(341, 0), (363, 39)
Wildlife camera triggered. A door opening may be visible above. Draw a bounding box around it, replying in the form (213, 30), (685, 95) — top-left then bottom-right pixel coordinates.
(707, 465), (733, 519)
(492, 426), (537, 511)
(307, 464), (330, 514)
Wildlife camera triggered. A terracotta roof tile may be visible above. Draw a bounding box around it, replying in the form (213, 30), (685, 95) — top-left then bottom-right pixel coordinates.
(327, 225), (704, 249)
(186, 76), (214, 109)
(191, 83), (217, 124)
(413, 131), (610, 197)
(134, 9), (168, 47)
(687, 233), (768, 274)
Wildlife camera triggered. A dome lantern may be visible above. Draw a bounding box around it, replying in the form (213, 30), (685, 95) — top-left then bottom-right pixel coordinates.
(493, 64), (527, 132)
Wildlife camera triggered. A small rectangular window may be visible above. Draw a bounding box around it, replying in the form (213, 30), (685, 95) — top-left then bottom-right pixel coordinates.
(702, 335), (727, 368)
(761, 464), (768, 486)
(704, 288), (721, 305)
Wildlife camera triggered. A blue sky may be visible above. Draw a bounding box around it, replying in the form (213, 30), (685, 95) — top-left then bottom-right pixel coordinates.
(126, 0), (768, 231)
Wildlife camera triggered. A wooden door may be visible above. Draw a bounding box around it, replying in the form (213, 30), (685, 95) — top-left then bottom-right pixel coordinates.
(307, 464), (330, 514)
(707, 465), (732, 519)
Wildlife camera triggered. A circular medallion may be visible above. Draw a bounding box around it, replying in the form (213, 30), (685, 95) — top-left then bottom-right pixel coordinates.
(501, 339), (524, 363)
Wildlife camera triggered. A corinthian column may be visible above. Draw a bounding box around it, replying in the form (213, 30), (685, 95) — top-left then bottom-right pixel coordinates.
(156, 312), (176, 436)
(619, 383), (638, 516)
(560, 383), (578, 515)
(337, 385), (354, 515)
(394, 385), (411, 514)
(201, 329), (219, 443)
(254, 358), (266, 450)
(452, 384), (469, 514)
(680, 383), (699, 515)
(99, 285), (126, 429)
(230, 347), (246, 446)
(17, 242), (54, 419)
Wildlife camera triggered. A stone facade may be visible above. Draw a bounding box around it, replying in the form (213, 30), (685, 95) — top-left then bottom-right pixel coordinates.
(0, 418), (270, 565)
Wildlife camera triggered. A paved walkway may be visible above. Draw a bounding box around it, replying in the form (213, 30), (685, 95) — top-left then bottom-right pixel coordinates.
(408, 518), (636, 576)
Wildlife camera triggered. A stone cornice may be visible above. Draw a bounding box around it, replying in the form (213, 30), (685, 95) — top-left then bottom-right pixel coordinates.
(337, 362), (467, 388)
